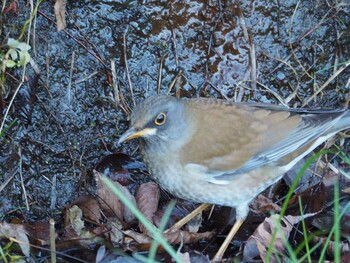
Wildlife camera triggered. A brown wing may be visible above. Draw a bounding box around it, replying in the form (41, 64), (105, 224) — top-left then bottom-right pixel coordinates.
(179, 98), (301, 172)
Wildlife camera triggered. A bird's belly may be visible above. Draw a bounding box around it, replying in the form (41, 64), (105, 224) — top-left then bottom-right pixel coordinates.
(150, 164), (284, 209)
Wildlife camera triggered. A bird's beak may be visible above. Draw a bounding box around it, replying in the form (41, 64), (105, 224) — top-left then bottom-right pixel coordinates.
(117, 127), (156, 146)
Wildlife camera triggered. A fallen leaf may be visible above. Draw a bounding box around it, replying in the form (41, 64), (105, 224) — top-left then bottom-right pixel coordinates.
(136, 182), (159, 233)
(243, 213), (317, 262)
(0, 222), (30, 256)
(25, 221), (53, 246)
(64, 205), (85, 236)
(250, 194), (281, 215)
(313, 236), (350, 258)
(72, 195), (101, 223)
(95, 170), (137, 223)
(123, 229), (214, 245)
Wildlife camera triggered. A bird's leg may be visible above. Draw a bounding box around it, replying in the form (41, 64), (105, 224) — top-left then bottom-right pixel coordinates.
(212, 219), (245, 262)
(164, 203), (211, 233)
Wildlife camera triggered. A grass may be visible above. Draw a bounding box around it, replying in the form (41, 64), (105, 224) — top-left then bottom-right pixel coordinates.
(266, 149), (349, 262)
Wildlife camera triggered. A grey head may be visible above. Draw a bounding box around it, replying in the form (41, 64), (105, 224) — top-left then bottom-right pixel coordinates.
(117, 95), (189, 148)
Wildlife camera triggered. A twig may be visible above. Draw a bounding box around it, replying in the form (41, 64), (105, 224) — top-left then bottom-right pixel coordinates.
(49, 219), (57, 263)
(248, 33), (257, 98)
(67, 51), (76, 105)
(166, 69), (182, 95)
(110, 59), (120, 109)
(157, 52), (168, 94)
(110, 59), (130, 115)
(19, 147), (29, 210)
(74, 71), (98, 85)
(50, 174), (57, 210)
(123, 28), (136, 106)
(171, 29), (179, 67)
(208, 82), (230, 101)
(0, 168), (17, 193)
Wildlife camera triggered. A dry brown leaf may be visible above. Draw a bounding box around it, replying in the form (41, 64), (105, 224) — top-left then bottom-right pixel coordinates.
(121, 188), (137, 223)
(72, 195), (101, 223)
(123, 229), (214, 245)
(63, 205), (104, 247)
(243, 213), (316, 262)
(25, 221), (53, 246)
(123, 229), (152, 243)
(313, 236), (350, 257)
(0, 222), (30, 256)
(163, 230), (214, 244)
(136, 182), (160, 233)
(108, 219), (124, 243)
(95, 170), (124, 220)
(64, 205), (85, 236)
(94, 170), (137, 222)
(250, 194), (281, 215)
(54, 0), (67, 31)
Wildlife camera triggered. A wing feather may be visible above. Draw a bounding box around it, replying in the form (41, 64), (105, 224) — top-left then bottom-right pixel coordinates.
(179, 98), (345, 182)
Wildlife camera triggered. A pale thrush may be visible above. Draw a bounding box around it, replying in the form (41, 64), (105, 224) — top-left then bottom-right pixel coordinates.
(118, 95), (350, 259)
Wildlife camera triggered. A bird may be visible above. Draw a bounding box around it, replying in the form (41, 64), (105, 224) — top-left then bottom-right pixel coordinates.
(118, 95), (350, 260)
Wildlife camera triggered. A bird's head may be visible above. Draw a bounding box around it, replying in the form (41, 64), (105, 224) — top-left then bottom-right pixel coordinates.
(118, 95), (188, 147)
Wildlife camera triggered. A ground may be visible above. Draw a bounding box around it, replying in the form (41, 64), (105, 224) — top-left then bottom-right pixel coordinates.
(0, 1), (350, 262)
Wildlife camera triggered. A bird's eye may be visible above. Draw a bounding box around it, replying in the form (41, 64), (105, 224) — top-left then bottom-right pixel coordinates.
(154, 112), (167, 126)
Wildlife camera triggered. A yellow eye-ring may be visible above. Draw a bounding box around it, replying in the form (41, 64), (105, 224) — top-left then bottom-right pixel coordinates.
(154, 112), (167, 126)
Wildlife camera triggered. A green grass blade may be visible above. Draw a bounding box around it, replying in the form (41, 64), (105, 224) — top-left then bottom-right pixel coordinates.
(101, 177), (182, 263)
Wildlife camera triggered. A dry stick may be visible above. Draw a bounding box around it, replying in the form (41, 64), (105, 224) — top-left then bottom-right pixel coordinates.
(123, 30), (136, 107)
(249, 34), (257, 98)
(166, 69), (182, 95)
(255, 80), (289, 106)
(171, 29), (179, 67)
(235, 79), (288, 106)
(110, 59), (130, 115)
(0, 168), (16, 193)
(71, 19), (105, 64)
(208, 82), (230, 101)
(50, 174), (57, 210)
(239, 10), (257, 98)
(110, 59), (120, 109)
(19, 147), (30, 210)
(179, 72), (198, 94)
(157, 52), (168, 95)
(302, 58), (350, 107)
(49, 219), (57, 263)
(67, 51), (76, 105)
(74, 71), (98, 85)
(344, 92), (350, 109)
(165, 204), (211, 233)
